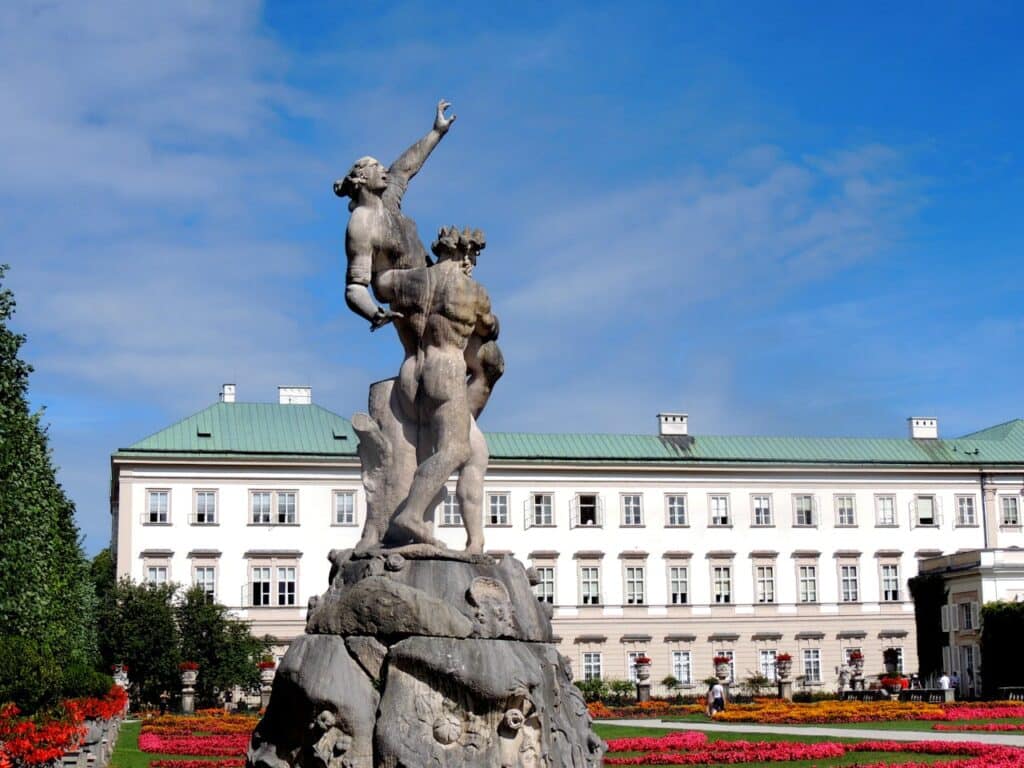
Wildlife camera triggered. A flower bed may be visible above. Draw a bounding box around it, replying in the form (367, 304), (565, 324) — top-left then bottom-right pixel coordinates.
(588, 701), (705, 720)
(149, 760), (244, 768)
(935, 723), (1024, 732)
(0, 686), (127, 768)
(140, 711), (259, 736)
(603, 731), (1024, 766)
(138, 734), (249, 756)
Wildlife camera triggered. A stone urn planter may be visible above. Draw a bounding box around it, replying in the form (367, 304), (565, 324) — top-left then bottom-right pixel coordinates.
(634, 658), (651, 683)
(260, 664), (277, 687)
(713, 656), (731, 682)
(180, 662), (199, 714)
(774, 655), (792, 681)
(848, 652), (865, 678)
(181, 668), (198, 687)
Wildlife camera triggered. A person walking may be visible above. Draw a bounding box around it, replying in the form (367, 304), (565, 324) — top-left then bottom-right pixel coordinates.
(706, 681), (727, 716)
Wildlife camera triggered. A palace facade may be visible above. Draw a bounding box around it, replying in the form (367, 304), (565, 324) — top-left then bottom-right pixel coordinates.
(111, 385), (1024, 693)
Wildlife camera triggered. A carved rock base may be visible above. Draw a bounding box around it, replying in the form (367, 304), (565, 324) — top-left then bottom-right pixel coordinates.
(247, 552), (604, 768)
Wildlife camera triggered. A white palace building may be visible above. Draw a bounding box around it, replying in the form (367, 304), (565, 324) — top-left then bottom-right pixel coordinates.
(111, 385), (1024, 694)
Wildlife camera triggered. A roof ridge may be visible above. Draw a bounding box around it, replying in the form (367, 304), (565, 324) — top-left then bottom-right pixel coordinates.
(958, 418), (1024, 440)
(126, 402), (220, 450)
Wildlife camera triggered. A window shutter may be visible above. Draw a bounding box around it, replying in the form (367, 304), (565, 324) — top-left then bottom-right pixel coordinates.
(941, 646), (951, 672)
(570, 497), (579, 529)
(936, 496), (944, 526)
(812, 495), (819, 525)
(971, 601), (980, 629)
(523, 499), (532, 529)
(940, 605), (950, 632)
(909, 500), (917, 529)
(597, 495), (605, 527)
(949, 604), (960, 631)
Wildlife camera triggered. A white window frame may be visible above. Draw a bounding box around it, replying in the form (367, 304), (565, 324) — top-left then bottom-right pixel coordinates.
(145, 489), (170, 525)
(839, 563), (860, 603)
(530, 493), (554, 527)
(251, 491), (272, 525)
(709, 494), (731, 526)
(1000, 496), (1021, 526)
(579, 565), (601, 605)
(835, 494), (856, 527)
(621, 494), (644, 527)
(880, 563), (901, 602)
(276, 566), (297, 606)
(582, 652), (602, 681)
(802, 648), (822, 683)
(876, 494), (897, 527)
(145, 565), (169, 585)
(751, 494), (773, 527)
(914, 494), (938, 527)
(712, 565), (732, 604)
(333, 490), (357, 526)
(793, 494), (815, 527)
(755, 564), (776, 604)
(626, 649), (648, 683)
(668, 565), (689, 605)
(955, 495), (977, 527)
(533, 565), (555, 604)
(798, 564), (818, 603)
(665, 494), (688, 527)
(193, 565), (216, 601)
(487, 492), (510, 526)
(251, 566), (272, 606)
(276, 490), (298, 525)
(758, 649), (778, 682)
(671, 650), (692, 685)
(439, 492), (463, 527)
(624, 565), (646, 605)
(192, 489), (217, 525)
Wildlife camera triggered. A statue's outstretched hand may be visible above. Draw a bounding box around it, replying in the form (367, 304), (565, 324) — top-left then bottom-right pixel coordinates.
(434, 100), (456, 134)
(370, 307), (404, 332)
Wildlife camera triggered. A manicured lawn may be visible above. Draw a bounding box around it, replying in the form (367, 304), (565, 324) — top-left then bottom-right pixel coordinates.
(110, 722), (237, 768)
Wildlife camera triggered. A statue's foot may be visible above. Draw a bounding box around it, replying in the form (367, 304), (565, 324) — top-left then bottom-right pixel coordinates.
(464, 539), (484, 555)
(353, 532), (383, 556)
(390, 511), (444, 548)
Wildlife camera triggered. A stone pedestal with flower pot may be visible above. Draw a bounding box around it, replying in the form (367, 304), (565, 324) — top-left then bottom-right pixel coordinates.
(774, 654), (793, 701)
(634, 656), (652, 702)
(848, 651), (865, 690)
(180, 663), (199, 714)
(111, 664), (130, 714)
(258, 661), (276, 709)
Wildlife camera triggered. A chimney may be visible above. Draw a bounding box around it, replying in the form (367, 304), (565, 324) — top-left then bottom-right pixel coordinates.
(908, 416), (938, 440)
(657, 412), (688, 436)
(278, 386), (312, 405)
(220, 384), (236, 403)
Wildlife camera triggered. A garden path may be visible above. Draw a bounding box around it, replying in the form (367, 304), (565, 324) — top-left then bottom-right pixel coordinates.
(602, 719), (1024, 747)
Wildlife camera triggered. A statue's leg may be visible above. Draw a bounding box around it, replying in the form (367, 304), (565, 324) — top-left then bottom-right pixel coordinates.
(391, 367), (472, 544)
(456, 419), (488, 554)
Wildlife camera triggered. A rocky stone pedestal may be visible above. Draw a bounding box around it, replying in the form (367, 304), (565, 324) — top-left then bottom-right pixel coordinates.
(776, 680), (793, 701)
(247, 549), (605, 768)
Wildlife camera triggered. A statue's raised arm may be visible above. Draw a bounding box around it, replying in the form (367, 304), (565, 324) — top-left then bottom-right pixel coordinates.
(384, 100), (456, 208)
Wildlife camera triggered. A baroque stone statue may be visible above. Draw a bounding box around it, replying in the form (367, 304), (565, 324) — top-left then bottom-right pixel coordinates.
(246, 101), (604, 768)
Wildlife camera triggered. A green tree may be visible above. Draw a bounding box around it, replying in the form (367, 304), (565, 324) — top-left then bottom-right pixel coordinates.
(98, 579), (181, 706)
(176, 586), (272, 706)
(980, 601), (1024, 698)
(909, 572), (948, 680)
(0, 264), (97, 709)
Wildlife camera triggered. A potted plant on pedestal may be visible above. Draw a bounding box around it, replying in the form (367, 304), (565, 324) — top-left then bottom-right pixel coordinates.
(774, 653), (792, 681)
(712, 655), (731, 682)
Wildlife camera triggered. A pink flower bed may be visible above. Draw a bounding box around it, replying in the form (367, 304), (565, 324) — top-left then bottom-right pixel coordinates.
(935, 705), (1024, 721)
(138, 734), (249, 756)
(935, 723), (1024, 732)
(603, 732), (1024, 766)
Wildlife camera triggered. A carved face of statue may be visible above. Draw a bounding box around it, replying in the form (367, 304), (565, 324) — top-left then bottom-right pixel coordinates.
(334, 157), (388, 200)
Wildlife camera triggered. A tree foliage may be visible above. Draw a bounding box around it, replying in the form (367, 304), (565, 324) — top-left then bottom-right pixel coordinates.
(0, 264), (97, 709)
(980, 601), (1024, 698)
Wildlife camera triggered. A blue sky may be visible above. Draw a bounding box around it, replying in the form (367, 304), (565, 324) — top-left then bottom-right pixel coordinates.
(2, 1), (1022, 553)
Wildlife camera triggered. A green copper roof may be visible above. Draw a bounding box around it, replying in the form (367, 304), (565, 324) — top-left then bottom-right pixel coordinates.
(116, 403), (1024, 467)
(122, 403), (358, 456)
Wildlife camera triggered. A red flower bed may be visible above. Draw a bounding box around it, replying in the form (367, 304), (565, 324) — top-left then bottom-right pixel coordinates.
(603, 731), (1024, 766)
(140, 712), (258, 736)
(935, 705), (1024, 721)
(935, 723), (1024, 732)
(138, 734), (249, 756)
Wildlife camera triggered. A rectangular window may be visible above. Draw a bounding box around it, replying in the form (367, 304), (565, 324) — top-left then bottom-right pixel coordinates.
(582, 652), (602, 681)
(798, 565), (818, 603)
(888, 647), (905, 674)
(194, 491), (216, 524)
(840, 564), (860, 602)
(488, 493), (509, 526)
(668, 566), (688, 605)
(672, 650), (692, 685)
(956, 496), (976, 527)
(534, 566), (555, 604)
(621, 494), (643, 526)
(959, 602), (975, 631)
(666, 495), (688, 526)
(802, 649), (822, 682)
(252, 567), (271, 607)
(1001, 497), (1020, 526)
(580, 566), (601, 605)
(277, 491), (297, 524)
(626, 650), (648, 683)
(334, 491), (356, 525)
(441, 494), (462, 527)
(876, 495), (897, 526)
(916, 495), (936, 526)
(146, 565), (168, 585)
(532, 494), (553, 526)
(251, 492), (272, 524)
(794, 495), (814, 526)
(147, 490), (169, 524)
(625, 566), (646, 605)
(752, 495), (773, 526)
(575, 494), (600, 527)
(881, 564), (901, 602)
(194, 566), (215, 600)
(713, 566), (732, 604)
(277, 567), (297, 606)
(709, 495), (730, 526)
(759, 649), (777, 682)
(835, 495), (856, 526)
(755, 565), (775, 604)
